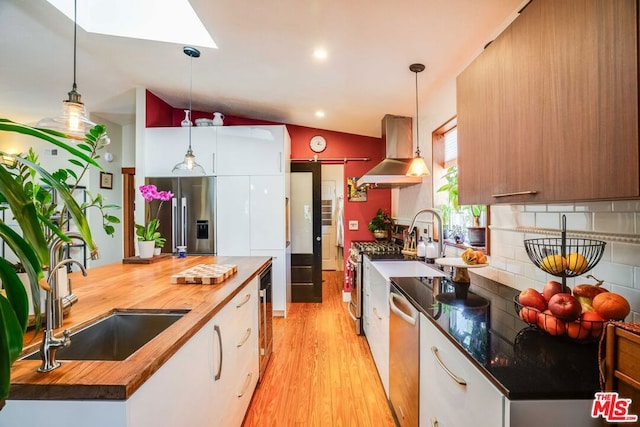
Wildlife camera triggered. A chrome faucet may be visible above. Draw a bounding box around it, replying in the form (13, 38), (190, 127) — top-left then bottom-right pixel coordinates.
(408, 208), (445, 259)
(47, 232), (85, 328)
(38, 258), (87, 373)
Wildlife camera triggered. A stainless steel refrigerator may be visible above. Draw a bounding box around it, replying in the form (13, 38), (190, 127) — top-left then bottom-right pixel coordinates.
(145, 177), (216, 255)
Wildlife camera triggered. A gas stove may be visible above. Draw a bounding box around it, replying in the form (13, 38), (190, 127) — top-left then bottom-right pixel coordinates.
(348, 241), (405, 263)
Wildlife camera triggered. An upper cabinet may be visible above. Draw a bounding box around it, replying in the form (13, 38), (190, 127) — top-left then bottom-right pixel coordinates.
(144, 127), (216, 177)
(217, 126), (290, 176)
(457, 0), (639, 205)
(144, 125), (291, 177)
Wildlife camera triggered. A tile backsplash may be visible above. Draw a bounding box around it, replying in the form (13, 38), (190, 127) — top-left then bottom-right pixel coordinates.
(455, 201), (640, 322)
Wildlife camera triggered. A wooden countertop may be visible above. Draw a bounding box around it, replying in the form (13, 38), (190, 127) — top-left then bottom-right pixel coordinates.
(9, 255), (271, 401)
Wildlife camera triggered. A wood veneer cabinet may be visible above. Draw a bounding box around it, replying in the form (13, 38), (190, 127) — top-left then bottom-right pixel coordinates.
(457, 0), (639, 205)
(604, 323), (640, 422)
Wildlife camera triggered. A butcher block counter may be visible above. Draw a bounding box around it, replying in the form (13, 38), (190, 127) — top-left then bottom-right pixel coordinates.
(8, 255), (271, 401)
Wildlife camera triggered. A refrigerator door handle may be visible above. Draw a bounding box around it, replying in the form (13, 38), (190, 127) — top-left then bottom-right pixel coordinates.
(171, 198), (178, 252)
(181, 196), (187, 247)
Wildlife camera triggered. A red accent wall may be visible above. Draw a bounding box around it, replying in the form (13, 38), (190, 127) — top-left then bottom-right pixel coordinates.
(145, 90), (390, 287)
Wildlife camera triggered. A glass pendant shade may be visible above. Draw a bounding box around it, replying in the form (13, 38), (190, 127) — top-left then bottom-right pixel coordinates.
(172, 147), (205, 174)
(37, 90), (96, 138)
(406, 154), (430, 177)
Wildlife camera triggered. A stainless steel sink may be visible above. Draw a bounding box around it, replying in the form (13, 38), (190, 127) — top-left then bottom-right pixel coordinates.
(22, 309), (189, 361)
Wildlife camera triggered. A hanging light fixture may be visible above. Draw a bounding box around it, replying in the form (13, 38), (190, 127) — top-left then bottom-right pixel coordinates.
(172, 46), (205, 175)
(37, 0), (96, 137)
(406, 63), (431, 177)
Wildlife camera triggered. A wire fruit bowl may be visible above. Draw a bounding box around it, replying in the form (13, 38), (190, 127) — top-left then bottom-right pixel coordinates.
(523, 237), (605, 278)
(514, 296), (604, 342)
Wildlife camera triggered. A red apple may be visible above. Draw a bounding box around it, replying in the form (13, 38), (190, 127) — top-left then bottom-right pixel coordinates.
(548, 293), (582, 321)
(543, 280), (570, 302)
(538, 310), (566, 336)
(519, 306), (540, 324)
(518, 288), (547, 311)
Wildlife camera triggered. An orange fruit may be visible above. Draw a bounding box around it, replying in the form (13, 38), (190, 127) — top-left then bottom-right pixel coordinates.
(592, 292), (630, 320)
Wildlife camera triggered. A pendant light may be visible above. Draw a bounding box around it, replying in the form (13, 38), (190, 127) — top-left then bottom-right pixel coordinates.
(406, 63), (431, 177)
(172, 46), (205, 175)
(37, 0), (96, 137)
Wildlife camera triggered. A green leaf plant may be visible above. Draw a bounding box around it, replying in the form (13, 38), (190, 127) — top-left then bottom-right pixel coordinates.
(0, 119), (119, 403)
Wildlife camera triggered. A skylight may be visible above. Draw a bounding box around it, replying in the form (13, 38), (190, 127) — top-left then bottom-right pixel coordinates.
(46, 0), (217, 48)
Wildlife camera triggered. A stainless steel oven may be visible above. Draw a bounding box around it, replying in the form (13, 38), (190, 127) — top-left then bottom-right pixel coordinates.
(347, 253), (362, 334)
(347, 241), (405, 335)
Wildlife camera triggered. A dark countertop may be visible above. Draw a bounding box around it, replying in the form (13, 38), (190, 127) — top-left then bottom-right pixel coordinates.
(390, 275), (600, 400)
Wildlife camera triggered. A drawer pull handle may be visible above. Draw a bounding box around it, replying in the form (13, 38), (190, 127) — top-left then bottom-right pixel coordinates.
(491, 190), (537, 198)
(431, 346), (467, 386)
(237, 328), (252, 348)
(214, 325), (223, 381)
(236, 293), (252, 308)
(237, 372), (253, 398)
(431, 416), (439, 427)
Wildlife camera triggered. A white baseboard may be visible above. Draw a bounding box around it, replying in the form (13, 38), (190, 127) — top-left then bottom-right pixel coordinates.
(342, 291), (351, 303)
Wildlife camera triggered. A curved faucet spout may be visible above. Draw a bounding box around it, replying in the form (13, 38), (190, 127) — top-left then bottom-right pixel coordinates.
(409, 208), (445, 259)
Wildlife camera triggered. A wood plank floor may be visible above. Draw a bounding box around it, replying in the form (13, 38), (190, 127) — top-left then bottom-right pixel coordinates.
(242, 271), (395, 427)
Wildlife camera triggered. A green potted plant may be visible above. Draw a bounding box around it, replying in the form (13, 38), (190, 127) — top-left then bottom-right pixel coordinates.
(367, 209), (393, 240)
(0, 118), (114, 405)
(436, 204), (452, 240)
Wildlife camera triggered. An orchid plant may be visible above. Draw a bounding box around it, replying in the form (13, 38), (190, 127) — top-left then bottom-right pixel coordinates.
(135, 185), (173, 247)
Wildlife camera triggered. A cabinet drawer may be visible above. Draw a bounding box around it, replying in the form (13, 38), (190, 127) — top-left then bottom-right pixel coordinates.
(420, 315), (503, 427)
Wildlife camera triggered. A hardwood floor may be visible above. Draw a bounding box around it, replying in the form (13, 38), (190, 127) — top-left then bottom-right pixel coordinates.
(243, 271), (395, 426)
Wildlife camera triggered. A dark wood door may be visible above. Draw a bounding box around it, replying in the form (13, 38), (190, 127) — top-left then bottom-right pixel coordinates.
(291, 162), (322, 302)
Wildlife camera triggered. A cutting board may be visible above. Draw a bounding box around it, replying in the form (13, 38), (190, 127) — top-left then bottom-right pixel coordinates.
(171, 264), (238, 285)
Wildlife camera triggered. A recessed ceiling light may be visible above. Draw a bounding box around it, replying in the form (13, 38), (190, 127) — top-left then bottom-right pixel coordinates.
(47, 0), (217, 48)
(313, 49), (328, 60)
(315, 111), (325, 118)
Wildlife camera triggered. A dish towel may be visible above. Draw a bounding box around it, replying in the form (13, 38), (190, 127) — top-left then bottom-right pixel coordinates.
(336, 196), (344, 247)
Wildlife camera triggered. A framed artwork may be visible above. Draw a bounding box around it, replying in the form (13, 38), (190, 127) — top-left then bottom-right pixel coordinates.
(100, 172), (113, 190)
(347, 177), (367, 202)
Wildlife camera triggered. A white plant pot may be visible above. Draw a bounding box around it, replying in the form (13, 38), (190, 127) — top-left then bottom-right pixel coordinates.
(138, 241), (155, 259)
(154, 247), (162, 256)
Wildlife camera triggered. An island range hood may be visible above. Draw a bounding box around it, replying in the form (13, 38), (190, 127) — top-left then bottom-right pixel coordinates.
(356, 115), (424, 188)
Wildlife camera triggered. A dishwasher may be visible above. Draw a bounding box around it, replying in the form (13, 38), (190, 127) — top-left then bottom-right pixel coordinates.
(389, 282), (420, 427)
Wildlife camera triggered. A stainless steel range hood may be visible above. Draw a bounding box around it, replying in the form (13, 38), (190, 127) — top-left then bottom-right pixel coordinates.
(356, 115), (423, 188)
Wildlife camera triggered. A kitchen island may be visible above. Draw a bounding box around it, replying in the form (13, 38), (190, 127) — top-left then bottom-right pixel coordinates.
(2, 255), (271, 426)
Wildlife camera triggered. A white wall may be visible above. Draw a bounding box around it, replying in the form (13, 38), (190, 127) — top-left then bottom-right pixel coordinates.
(396, 5), (640, 321)
(0, 118), (124, 267)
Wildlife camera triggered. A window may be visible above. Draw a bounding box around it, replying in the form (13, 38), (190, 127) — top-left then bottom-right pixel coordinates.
(432, 117), (488, 251)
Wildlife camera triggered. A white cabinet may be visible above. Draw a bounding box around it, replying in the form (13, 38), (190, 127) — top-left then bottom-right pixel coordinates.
(212, 277), (260, 426)
(216, 126), (288, 176)
(144, 127), (216, 176)
(419, 313), (504, 427)
(1, 279), (260, 427)
(250, 175), (285, 250)
(363, 257), (390, 397)
(216, 176), (251, 255)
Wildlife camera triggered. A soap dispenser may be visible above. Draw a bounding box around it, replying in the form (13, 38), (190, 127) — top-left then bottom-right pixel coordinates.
(426, 237), (437, 263)
(417, 236), (426, 259)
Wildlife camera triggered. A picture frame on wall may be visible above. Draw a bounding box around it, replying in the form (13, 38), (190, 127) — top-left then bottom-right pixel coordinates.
(100, 172), (113, 190)
(347, 177), (367, 202)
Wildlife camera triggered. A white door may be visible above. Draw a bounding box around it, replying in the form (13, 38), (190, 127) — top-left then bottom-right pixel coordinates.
(321, 180), (337, 270)
(216, 176), (251, 255)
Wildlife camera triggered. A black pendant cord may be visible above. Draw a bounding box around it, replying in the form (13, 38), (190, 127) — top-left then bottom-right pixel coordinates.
(188, 52), (193, 150)
(414, 68), (420, 155)
(409, 63), (425, 156)
(72, 0), (77, 92)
